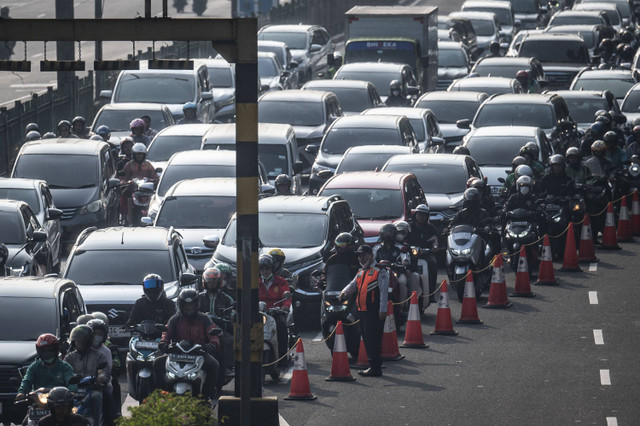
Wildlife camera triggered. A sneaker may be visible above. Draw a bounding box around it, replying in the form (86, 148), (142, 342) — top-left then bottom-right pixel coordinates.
(357, 367), (382, 377)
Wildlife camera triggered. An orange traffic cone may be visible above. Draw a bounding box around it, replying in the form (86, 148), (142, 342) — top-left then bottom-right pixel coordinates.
(457, 271), (482, 324)
(601, 202), (621, 250)
(285, 339), (317, 400)
(484, 255), (512, 309)
(430, 280), (458, 335)
(631, 190), (640, 235)
(560, 222), (582, 272)
(381, 301), (404, 361)
(511, 246), (535, 297)
(617, 196), (633, 242)
(536, 235), (558, 284)
(353, 335), (369, 370)
(578, 214), (598, 263)
(401, 292), (428, 348)
(326, 321), (355, 381)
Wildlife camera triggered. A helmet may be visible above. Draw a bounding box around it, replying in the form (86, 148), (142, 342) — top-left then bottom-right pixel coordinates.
(25, 122), (40, 133)
(274, 174), (291, 187)
(599, 38), (614, 52)
(549, 154), (566, 166)
(603, 130), (617, 146)
(412, 203), (430, 217)
(76, 314), (95, 325)
(47, 386), (74, 410)
(90, 135), (103, 141)
(512, 156), (527, 170)
(71, 116), (86, 127)
(130, 118), (145, 130)
(452, 146), (470, 156)
(595, 115), (611, 127)
(268, 248), (286, 272)
(463, 187), (481, 205)
(41, 132), (56, 139)
(519, 145), (535, 159)
(96, 125), (110, 138)
(514, 164), (533, 180)
(590, 122), (605, 136)
(394, 220), (410, 242)
(0, 243), (8, 265)
(57, 120), (71, 131)
(516, 175), (533, 195)
(177, 288), (200, 317)
(143, 273), (164, 301)
(633, 125), (640, 137)
(389, 80), (402, 91)
(69, 325), (93, 354)
(471, 178), (487, 192)
(379, 223), (398, 242)
(516, 69), (529, 80)
(214, 262), (233, 283)
(120, 136), (134, 148)
(524, 142), (539, 158)
(132, 143), (147, 162)
(622, 45), (634, 61)
(258, 254), (274, 271)
(86, 319), (108, 345)
(183, 101), (197, 111)
(466, 177), (480, 188)
(335, 232), (355, 252)
(202, 267), (223, 292)
(91, 311), (109, 326)
(490, 41), (500, 51)
(35, 334), (60, 361)
(25, 130), (41, 141)
(591, 140), (607, 157)
(565, 147), (580, 159)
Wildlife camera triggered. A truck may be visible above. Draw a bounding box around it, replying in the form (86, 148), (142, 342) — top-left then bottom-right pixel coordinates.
(343, 6), (438, 93)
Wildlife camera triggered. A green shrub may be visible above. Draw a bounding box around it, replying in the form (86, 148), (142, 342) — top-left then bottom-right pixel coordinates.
(116, 389), (217, 426)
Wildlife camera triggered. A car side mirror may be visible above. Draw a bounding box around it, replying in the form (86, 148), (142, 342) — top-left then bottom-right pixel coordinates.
(514, 19), (521, 27)
(99, 90), (112, 100)
(47, 208), (63, 220)
(317, 169), (333, 179)
(288, 61), (299, 69)
(203, 235), (220, 249)
(140, 216), (153, 226)
(201, 92), (214, 101)
(293, 161), (304, 174)
(305, 144), (319, 155)
(310, 44), (322, 53)
(31, 230), (47, 242)
(456, 119), (471, 129)
(107, 178), (120, 189)
(406, 86), (420, 96)
(430, 137), (445, 146)
(180, 273), (197, 286)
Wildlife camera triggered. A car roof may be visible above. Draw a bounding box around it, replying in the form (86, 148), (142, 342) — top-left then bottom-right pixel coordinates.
(322, 171), (413, 190)
(0, 178), (44, 189)
(468, 125), (541, 137)
(574, 2), (618, 10)
(553, 10), (604, 17)
(438, 41), (466, 50)
(0, 199), (26, 212)
(97, 102), (169, 112)
(336, 62), (408, 73)
(258, 51), (278, 60)
(121, 67), (201, 75)
(576, 69), (632, 78)
(167, 149), (236, 166)
(484, 93), (555, 104)
(418, 91), (488, 102)
(363, 107), (430, 119)
(202, 123), (294, 145)
(449, 11), (498, 20)
(77, 226), (175, 251)
(259, 90), (332, 102)
(165, 177), (237, 197)
(331, 115), (404, 129)
(452, 76), (517, 87)
(0, 276), (75, 298)
(475, 57), (534, 67)
(154, 123), (213, 137)
(193, 58), (231, 69)
(258, 195), (341, 214)
(522, 33), (586, 42)
(544, 24), (601, 32)
(260, 24), (317, 33)
(462, 0), (511, 9)
(551, 89), (609, 99)
(385, 153), (469, 165)
(19, 138), (108, 155)
(343, 145), (413, 156)
(303, 79), (372, 89)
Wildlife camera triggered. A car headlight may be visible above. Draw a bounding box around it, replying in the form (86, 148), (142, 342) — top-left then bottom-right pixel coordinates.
(311, 164), (335, 175)
(80, 200), (101, 214)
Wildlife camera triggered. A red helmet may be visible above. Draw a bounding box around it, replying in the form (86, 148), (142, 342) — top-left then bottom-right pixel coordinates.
(36, 333), (60, 360)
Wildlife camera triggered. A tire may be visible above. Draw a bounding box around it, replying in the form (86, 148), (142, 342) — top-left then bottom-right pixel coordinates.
(137, 378), (152, 402)
(324, 324), (335, 353)
(453, 273), (465, 303)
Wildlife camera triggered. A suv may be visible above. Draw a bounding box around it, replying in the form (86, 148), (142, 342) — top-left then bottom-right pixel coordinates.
(0, 277), (86, 425)
(63, 226), (196, 348)
(12, 139), (121, 242)
(461, 0), (518, 45)
(470, 56), (547, 89)
(90, 102), (175, 141)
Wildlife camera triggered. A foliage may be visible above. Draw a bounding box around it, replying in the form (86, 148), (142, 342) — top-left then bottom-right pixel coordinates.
(116, 389), (217, 426)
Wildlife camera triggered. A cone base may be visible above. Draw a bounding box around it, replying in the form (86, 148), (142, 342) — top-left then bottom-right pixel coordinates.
(559, 266), (582, 272)
(510, 292), (535, 298)
(400, 342), (428, 348)
(284, 394), (317, 401)
(484, 302), (513, 309)
(430, 330), (458, 335)
(381, 354), (405, 361)
(535, 279), (558, 286)
(457, 318), (483, 324)
(578, 257), (598, 263)
(326, 376), (356, 382)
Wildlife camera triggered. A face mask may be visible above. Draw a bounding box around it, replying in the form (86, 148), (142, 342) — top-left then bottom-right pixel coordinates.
(42, 356), (56, 364)
(391, 90), (400, 96)
(261, 272), (273, 281)
(519, 186), (530, 195)
(396, 233), (405, 242)
(92, 336), (103, 347)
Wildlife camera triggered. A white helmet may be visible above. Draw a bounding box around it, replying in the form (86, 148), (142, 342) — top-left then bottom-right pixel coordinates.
(132, 143), (146, 154)
(393, 220), (411, 233)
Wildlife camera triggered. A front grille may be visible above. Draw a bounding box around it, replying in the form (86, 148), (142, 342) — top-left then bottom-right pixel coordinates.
(88, 303), (133, 326)
(545, 71), (578, 89)
(60, 207), (78, 220)
(0, 366), (20, 393)
(185, 247), (214, 258)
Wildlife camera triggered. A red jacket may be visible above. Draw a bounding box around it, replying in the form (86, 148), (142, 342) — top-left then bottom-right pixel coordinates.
(259, 276), (291, 310)
(160, 312), (219, 349)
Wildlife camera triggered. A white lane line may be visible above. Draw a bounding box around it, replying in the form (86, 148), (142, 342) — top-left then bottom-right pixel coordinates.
(593, 329), (604, 345)
(312, 331), (323, 342)
(589, 291), (598, 304)
(600, 369), (611, 385)
(606, 417), (618, 426)
(589, 262), (598, 272)
(279, 414), (291, 426)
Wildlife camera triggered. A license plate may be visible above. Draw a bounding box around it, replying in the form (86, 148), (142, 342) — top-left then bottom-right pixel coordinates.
(109, 326), (131, 338)
(30, 409), (50, 418)
(169, 353), (197, 362)
(546, 204), (561, 210)
(491, 186), (501, 194)
(510, 221), (529, 226)
(136, 340), (159, 350)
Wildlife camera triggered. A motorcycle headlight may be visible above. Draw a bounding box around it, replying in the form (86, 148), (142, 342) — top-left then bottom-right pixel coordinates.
(166, 371), (176, 380)
(553, 215), (562, 223)
(188, 371), (199, 380)
(137, 354), (146, 361)
(460, 248), (472, 256)
(80, 200), (102, 214)
(630, 165), (640, 177)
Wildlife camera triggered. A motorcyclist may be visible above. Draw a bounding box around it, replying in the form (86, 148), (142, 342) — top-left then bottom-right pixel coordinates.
(502, 176), (539, 216)
(274, 174), (293, 195)
(120, 143), (158, 224)
(0, 243), (8, 275)
(25, 122), (40, 137)
(520, 142), (545, 179)
(625, 125), (640, 158)
(90, 312), (121, 417)
(586, 140), (616, 181)
(323, 232), (360, 279)
(42, 132), (56, 139)
(515, 69), (539, 93)
(117, 137), (134, 173)
(268, 247), (291, 281)
(96, 125), (111, 143)
(25, 130), (41, 142)
(71, 116), (89, 139)
(470, 177), (497, 216)
(565, 147), (591, 186)
(258, 254), (292, 367)
(57, 120), (72, 138)
(385, 80), (410, 107)
(598, 38), (616, 67)
(38, 387), (88, 426)
(214, 262), (234, 293)
(501, 156), (528, 195)
(177, 102), (202, 124)
(538, 154), (574, 197)
(129, 118), (151, 147)
(156, 289), (220, 399)
(485, 41), (502, 57)
(603, 130), (627, 171)
(141, 115), (158, 138)
(407, 204), (438, 304)
(451, 187), (500, 255)
(126, 274), (177, 327)
(86, 319), (116, 425)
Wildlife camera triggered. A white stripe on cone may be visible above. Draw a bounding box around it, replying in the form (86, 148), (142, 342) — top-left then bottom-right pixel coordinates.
(293, 348), (306, 371)
(333, 329), (347, 353)
(407, 299), (420, 321)
(541, 241), (552, 262)
(517, 253), (528, 273)
(605, 209), (615, 227)
(438, 288), (450, 309)
(491, 262), (504, 284)
(384, 311), (396, 333)
(620, 203), (629, 220)
(463, 277), (476, 298)
(633, 197), (640, 215)
(581, 221), (592, 240)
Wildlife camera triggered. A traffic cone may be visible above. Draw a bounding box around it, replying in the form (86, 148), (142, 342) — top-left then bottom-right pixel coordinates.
(430, 280), (458, 335)
(535, 235), (558, 285)
(381, 301), (404, 361)
(601, 202), (621, 250)
(353, 335), (369, 369)
(484, 255), (512, 309)
(578, 214), (598, 263)
(457, 271), (483, 324)
(511, 246), (535, 297)
(617, 196), (633, 242)
(326, 321), (355, 381)
(560, 222), (582, 272)
(401, 292), (428, 348)
(285, 339), (317, 400)
(631, 191), (640, 235)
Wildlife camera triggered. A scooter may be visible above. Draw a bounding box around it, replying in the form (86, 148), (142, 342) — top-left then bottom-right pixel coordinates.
(14, 388), (50, 425)
(130, 178), (154, 226)
(259, 293), (294, 384)
(164, 332), (221, 396)
(446, 224), (493, 302)
(73, 363), (108, 426)
(410, 239), (437, 312)
(126, 320), (164, 402)
(539, 194), (569, 260)
(502, 208), (540, 274)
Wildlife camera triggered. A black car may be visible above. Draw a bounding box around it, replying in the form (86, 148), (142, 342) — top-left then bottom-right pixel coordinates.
(0, 277), (86, 425)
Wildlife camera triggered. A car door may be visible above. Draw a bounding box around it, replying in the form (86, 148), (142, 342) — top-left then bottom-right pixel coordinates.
(41, 183), (62, 265)
(101, 148), (118, 225)
(60, 287), (85, 339)
(22, 205), (47, 275)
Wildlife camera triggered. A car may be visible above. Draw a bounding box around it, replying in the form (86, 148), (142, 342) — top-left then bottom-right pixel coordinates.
(511, 0), (551, 29)
(572, 2), (623, 30)
(11, 138), (121, 242)
(517, 33), (592, 89)
(439, 15), (481, 60)
(505, 28), (544, 56)
(361, 107), (445, 152)
(461, 125), (555, 197)
(258, 40), (300, 88)
(258, 24), (334, 84)
(414, 91), (489, 149)
(461, 0), (518, 45)
(544, 25), (608, 59)
(209, 195), (364, 328)
(448, 11), (503, 54)
(147, 178), (238, 273)
(0, 277), (87, 426)
(381, 153), (484, 241)
(0, 179), (63, 271)
(470, 56), (547, 88)
(318, 171), (426, 244)
(333, 62), (419, 103)
(308, 115), (419, 194)
(547, 10), (610, 28)
(146, 123), (213, 175)
(90, 102), (175, 142)
(63, 226), (196, 348)
(569, 68), (637, 103)
(448, 76), (524, 95)
(620, 82), (640, 125)
(301, 79), (384, 115)
(548, 90), (621, 132)
(335, 145), (415, 174)
(258, 90), (343, 173)
(437, 41), (471, 90)
(258, 51), (296, 92)
(194, 58), (236, 123)
(201, 122), (304, 193)
(580, 0), (632, 26)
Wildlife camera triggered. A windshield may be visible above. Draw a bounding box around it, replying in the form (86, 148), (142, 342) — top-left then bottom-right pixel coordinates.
(322, 128), (400, 155)
(344, 41), (416, 70)
(147, 135), (204, 162)
(550, 15), (602, 27)
(14, 154), (98, 189)
(259, 57), (279, 78)
(208, 67), (233, 88)
(223, 213), (327, 248)
(258, 32), (307, 50)
(385, 163), (467, 194)
(572, 78), (635, 99)
(320, 188), (403, 220)
(310, 87), (371, 113)
(466, 135), (534, 165)
(158, 164), (235, 196)
(468, 18), (496, 36)
(259, 100), (324, 126)
(94, 109), (169, 132)
(0, 188), (40, 214)
(576, 7), (620, 25)
(464, 7), (511, 26)
(585, 0), (629, 17)
(156, 196), (236, 229)
(67, 249), (175, 285)
(452, 80), (515, 96)
(0, 297), (56, 340)
(473, 63), (526, 78)
(415, 100), (482, 124)
(439, 48), (467, 67)
(258, 145), (289, 179)
(335, 70), (401, 97)
(520, 40), (589, 63)
(564, 97), (609, 122)
(114, 73), (195, 104)
(474, 104), (553, 128)
(0, 211), (26, 244)
(511, 0), (538, 13)
(259, 46), (285, 66)
(337, 151), (404, 173)
(622, 90), (640, 113)
(546, 28), (596, 50)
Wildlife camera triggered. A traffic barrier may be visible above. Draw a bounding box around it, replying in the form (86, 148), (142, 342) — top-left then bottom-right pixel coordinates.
(0, 60), (31, 71)
(147, 59), (194, 70)
(381, 301), (404, 361)
(285, 339), (317, 401)
(536, 235), (558, 285)
(578, 214), (598, 263)
(326, 321), (355, 382)
(601, 202), (621, 250)
(93, 60), (140, 71)
(484, 255), (512, 309)
(40, 60), (85, 72)
(631, 190), (640, 235)
(430, 280), (458, 335)
(401, 292), (428, 348)
(354, 335), (369, 369)
(617, 196), (633, 242)
(511, 247), (535, 297)
(560, 223), (582, 272)
(457, 271), (483, 324)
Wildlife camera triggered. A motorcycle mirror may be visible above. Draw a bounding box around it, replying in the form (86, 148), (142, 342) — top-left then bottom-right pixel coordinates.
(283, 291), (292, 300)
(498, 177), (506, 183)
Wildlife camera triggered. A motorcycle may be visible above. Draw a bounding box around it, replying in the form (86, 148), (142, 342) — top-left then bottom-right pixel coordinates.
(73, 363), (108, 426)
(14, 388), (50, 425)
(446, 224), (493, 302)
(259, 293), (295, 384)
(126, 320), (164, 402)
(410, 239), (437, 312)
(502, 208), (540, 274)
(129, 178), (154, 226)
(192, 0), (207, 16)
(539, 194), (569, 261)
(164, 331), (221, 397)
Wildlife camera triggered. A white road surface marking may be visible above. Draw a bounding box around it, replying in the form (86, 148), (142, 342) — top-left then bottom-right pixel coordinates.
(600, 369), (611, 385)
(606, 417), (618, 426)
(312, 331), (323, 342)
(279, 414), (291, 426)
(589, 291), (598, 304)
(589, 262), (598, 272)
(593, 329), (604, 345)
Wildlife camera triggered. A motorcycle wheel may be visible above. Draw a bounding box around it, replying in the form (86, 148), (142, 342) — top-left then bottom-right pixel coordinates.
(453, 273), (465, 303)
(324, 324), (335, 354)
(137, 378), (152, 402)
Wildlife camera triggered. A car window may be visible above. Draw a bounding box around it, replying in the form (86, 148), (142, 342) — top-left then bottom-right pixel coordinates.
(405, 179), (426, 211)
(466, 158), (481, 178)
(43, 186), (55, 208)
(61, 288), (83, 334)
(312, 30), (323, 46)
(400, 121), (417, 147)
(327, 212), (340, 246)
(22, 206), (38, 237)
(174, 241), (189, 273)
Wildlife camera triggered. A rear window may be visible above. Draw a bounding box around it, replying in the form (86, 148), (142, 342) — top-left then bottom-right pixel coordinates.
(0, 211), (26, 244)
(0, 188), (40, 214)
(473, 63), (525, 78)
(94, 109), (169, 132)
(14, 154), (99, 189)
(158, 164), (235, 196)
(308, 87), (371, 113)
(439, 48), (468, 68)
(474, 103), (553, 128)
(321, 128), (401, 155)
(572, 77), (635, 99)
(114, 73), (195, 104)
(465, 135), (534, 166)
(336, 151), (404, 173)
(156, 196), (236, 229)
(384, 162), (467, 194)
(563, 97), (609, 122)
(319, 188), (403, 220)
(415, 99), (482, 124)
(147, 135), (204, 162)
(519, 40), (589, 64)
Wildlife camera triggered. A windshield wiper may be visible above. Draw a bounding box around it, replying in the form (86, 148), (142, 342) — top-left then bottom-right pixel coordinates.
(47, 184), (73, 189)
(85, 281), (132, 286)
(74, 184), (96, 189)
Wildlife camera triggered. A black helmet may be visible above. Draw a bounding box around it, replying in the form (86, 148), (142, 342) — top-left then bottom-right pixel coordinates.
(0, 243), (7, 266)
(25, 130), (41, 141)
(69, 325), (93, 354)
(512, 156), (527, 170)
(566, 147), (580, 159)
(41, 132), (56, 139)
(591, 140), (607, 157)
(490, 41), (500, 51)
(549, 154), (566, 166)
(143, 273), (165, 301)
(379, 223), (398, 242)
(47, 386), (74, 409)
(452, 146), (470, 156)
(71, 116), (86, 126)
(25, 122), (40, 133)
(177, 288), (200, 317)
(57, 120), (71, 132)
(603, 131), (617, 146)
(86, 319), (108, 345)
(335, 232), (355, 252)
(76, 314), (95, 325)
(463, 187), (480, 203)
(390, 80), (402, 91)
(274, 174), (291, 188)
(599, 38), (614, 52)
